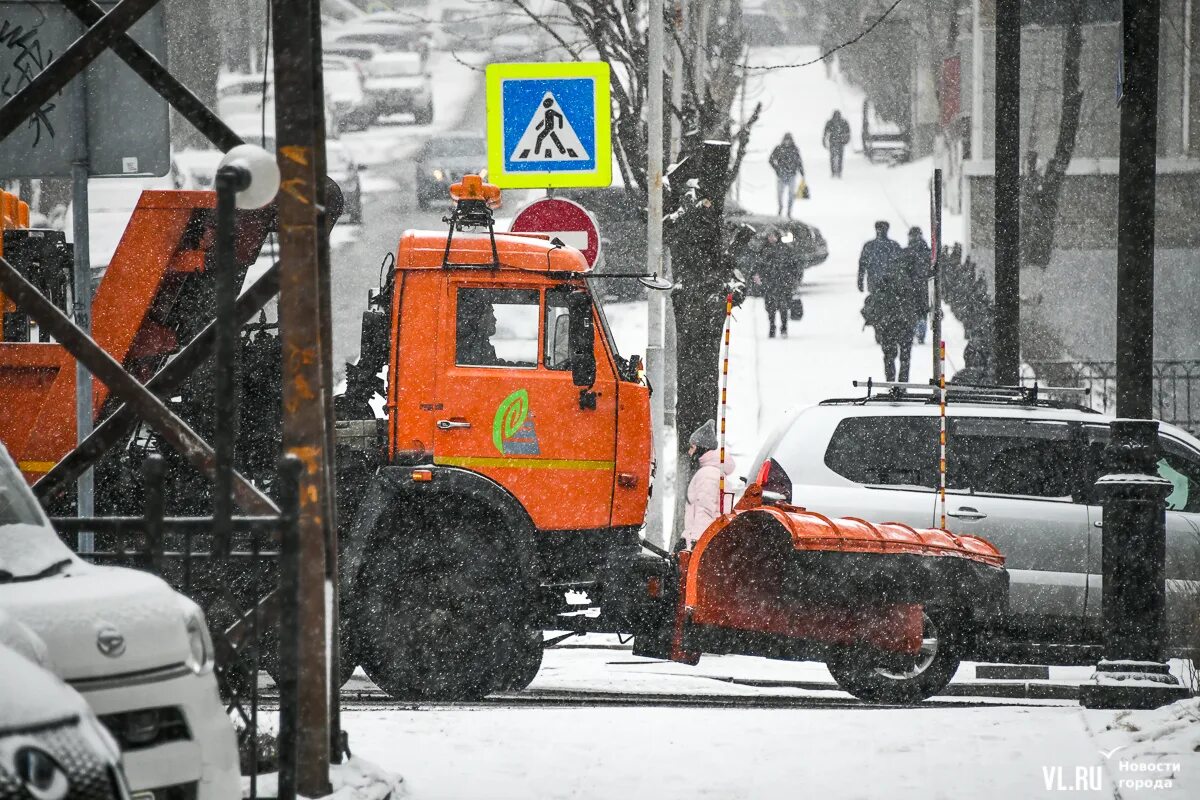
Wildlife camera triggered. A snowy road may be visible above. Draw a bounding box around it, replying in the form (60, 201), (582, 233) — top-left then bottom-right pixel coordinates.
(312, 642), (1196, 800)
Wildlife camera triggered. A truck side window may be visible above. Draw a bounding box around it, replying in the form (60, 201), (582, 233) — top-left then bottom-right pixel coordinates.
(544, 288), (571, 371)
(455, 288), (539, 368)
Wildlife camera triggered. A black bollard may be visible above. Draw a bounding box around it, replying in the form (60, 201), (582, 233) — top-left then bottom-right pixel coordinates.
(1079, 419), (1190, 709)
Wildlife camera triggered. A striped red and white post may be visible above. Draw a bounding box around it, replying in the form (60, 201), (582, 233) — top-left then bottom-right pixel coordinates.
(939, 339), (948, 530)
(718, 292), (734, 514)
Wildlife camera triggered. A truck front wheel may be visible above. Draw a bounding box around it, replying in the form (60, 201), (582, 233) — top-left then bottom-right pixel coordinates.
(356, 509), (535, 700)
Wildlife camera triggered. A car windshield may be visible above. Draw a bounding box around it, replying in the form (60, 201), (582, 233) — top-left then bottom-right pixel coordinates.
(0, 451), (75, 581)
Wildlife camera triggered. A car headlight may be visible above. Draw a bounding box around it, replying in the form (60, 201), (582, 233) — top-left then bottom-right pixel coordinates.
(432, 168), (444, 181)
(177, 598), (212, 674)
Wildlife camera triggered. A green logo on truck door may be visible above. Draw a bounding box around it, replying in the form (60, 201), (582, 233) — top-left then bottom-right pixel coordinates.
(493, 389), (541, 455)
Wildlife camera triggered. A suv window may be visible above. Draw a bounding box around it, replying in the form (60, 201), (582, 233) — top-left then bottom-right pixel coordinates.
(1085, 427), (1200, 512)
(947, 418), (1083, 500)
(824, 416), (938, 488)
(455, 288), (539, 368)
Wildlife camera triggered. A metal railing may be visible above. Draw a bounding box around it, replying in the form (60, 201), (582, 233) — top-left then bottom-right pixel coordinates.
(1025, 360), (1200, 435)
(52, 454), (301, 800)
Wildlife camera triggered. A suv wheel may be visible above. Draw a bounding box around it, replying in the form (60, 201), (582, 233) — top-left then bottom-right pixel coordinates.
(826, 609), (960, 704)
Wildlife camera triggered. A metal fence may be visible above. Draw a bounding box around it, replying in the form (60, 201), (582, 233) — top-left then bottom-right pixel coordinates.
(1025, 360), (1200, 436)
(52, 455), (301, 800)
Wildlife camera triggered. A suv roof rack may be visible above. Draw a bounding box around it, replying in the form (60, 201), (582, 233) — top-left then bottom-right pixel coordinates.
(818, 379), (1099, 413)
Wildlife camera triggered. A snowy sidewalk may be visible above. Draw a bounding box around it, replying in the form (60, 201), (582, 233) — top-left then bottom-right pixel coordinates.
(722, 46), (967, 468)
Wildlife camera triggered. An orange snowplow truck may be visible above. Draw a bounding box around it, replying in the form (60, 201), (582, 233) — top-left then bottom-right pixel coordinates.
(334, 176), (1007, 703)
(335, 176), (655, 699)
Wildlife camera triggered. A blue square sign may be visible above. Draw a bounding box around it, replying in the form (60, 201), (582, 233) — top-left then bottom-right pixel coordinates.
(487, 62), (611, 189)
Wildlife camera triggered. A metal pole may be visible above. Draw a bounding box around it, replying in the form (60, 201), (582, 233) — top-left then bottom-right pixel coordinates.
(307, 4), (343, 763)
(1115, 0), (1159, 421)
(213, 166), (249, 557)
(646, 0), (665, 546)
(993, 0), (1021, 384)
(931, 169), (943, 381)
(971, 0), (984, 160)
(72, 154), (93, 552)
(1079, 0), (1189, 711)
(665, 0), (684, 548)
(275, 454), (303, 800)
(271, 0), (331, 792)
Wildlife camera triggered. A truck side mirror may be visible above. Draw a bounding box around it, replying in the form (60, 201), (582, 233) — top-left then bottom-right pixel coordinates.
(567, 290), (596, 389)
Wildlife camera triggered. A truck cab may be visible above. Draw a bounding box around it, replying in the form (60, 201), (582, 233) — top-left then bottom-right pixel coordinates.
(337, 176), (652, 700)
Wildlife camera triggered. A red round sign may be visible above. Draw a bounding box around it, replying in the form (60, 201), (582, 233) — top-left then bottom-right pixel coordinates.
(509, 198), (602, 267)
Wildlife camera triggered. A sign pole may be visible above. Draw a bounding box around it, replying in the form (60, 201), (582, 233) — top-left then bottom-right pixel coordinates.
(646, 0), (666, 547)
(71, 104), (93, 552)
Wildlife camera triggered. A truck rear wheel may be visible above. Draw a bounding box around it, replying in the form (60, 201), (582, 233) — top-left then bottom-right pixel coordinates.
(826, 609), (960, 704)
(495, 628), (544, 692)
(356, 508), (534, 701)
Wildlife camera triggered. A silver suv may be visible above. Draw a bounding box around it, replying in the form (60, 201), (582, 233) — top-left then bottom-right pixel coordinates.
(749, 388), (1200, 675)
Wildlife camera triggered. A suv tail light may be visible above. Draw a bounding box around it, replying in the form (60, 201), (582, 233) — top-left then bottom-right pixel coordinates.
(755, 458), (792, 505)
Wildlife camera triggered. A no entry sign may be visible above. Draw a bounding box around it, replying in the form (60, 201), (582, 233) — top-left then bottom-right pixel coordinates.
(509, 198), (602, 268)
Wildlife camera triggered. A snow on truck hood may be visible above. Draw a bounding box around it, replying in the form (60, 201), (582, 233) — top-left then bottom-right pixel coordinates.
(0, 561), (192, 682)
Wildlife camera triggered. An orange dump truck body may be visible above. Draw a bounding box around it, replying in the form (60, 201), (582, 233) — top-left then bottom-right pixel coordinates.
(0, 191), (269, 482)
(386, 229), (651, 532)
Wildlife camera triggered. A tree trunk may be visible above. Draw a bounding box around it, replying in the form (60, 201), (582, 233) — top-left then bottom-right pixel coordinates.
(1023, 1), (1085, 267)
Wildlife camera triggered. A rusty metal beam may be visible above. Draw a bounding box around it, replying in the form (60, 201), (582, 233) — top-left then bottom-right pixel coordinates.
(58, 0), (243, 152)
(0, 255), (277, 515)
(272, 0), (332, 793)
(33, 260), (282, 501)
(0, 0), (163, 143)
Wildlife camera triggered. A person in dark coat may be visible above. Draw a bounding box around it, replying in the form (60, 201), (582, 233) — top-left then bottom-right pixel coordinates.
(857, 220), (902, 295)
(768, 133), (804, 218)
(858, 221), (921, 382)
(755, 229), (795, 338)
(903, 226), (933, 344)
(822, 110), (851, 178)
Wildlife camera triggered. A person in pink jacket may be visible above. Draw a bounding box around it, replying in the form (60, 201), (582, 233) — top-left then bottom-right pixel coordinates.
(681, 419), (737, 549)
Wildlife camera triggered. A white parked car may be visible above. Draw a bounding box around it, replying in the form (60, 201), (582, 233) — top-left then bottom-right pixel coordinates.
(324, 55), (375, 131)
(748, 387), (1200, 679)
(0, 635), (133, 800)
(0, 444), (240, 800)
(362, 52), (433, 124)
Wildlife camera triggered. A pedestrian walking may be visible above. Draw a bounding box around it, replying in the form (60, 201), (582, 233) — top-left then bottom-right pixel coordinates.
(822, 110), (851, 178)
(755, 229), (796, 338)
(681, 419), (736, 550)
(903, 226), (932, 344)
(858, 221), (923, 382)
(768, 133), (805, 218)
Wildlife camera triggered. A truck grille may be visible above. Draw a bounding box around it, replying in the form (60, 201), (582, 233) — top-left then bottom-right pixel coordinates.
(98, 707), (190, 752)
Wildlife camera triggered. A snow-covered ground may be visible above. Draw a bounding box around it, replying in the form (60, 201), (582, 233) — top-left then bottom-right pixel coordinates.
(335, 641), (1199, 800)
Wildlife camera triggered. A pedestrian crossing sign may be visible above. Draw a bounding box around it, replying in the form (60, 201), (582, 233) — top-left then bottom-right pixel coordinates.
(486, 61), (612, 189)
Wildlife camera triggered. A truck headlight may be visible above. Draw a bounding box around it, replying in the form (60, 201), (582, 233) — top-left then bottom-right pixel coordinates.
(432, 168), (444, 181)
(177, 598), (213, 674)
